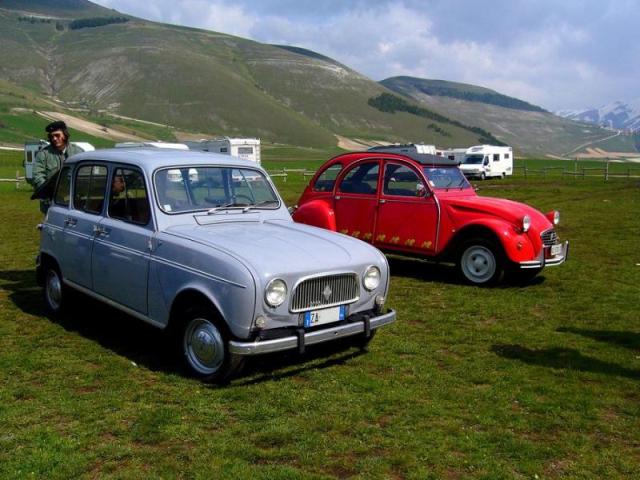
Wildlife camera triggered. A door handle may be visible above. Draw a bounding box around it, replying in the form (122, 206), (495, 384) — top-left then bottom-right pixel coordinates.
(64, 218), (77, 226)
(379, 199), (386, 204)
(93, 225), (107, 235)
(335, 196), (341, 200)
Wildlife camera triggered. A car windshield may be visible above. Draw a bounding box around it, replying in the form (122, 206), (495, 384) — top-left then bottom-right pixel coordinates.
(463, 155), (484, 165)
(154, 166), (279, 214)
(422, 167), (471, 189)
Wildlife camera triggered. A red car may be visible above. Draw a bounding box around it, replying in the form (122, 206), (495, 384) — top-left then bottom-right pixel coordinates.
(291, 145), (568, 285)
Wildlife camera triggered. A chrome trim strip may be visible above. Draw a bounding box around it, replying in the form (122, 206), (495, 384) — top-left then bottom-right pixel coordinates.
(94, 238), (148, 259)
(228, 309), (396, 356)
(64, 279), (164, 329)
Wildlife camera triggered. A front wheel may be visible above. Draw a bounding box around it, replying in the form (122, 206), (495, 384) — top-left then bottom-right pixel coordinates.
(180, 309), (244, 383)
(480, 172), (486, 180)
(458, 239), (504, 285)
(44, 265), (67, 315)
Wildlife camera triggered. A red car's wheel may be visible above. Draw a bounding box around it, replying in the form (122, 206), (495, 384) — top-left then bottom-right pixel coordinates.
(458, 238), (504, 285)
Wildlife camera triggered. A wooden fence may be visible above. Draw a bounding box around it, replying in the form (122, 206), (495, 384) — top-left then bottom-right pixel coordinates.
(267, 168), (316, 182)
(522, 160), (640, 180)
(0, 170), (25, 189)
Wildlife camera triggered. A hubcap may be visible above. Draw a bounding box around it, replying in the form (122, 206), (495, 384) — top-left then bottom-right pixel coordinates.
(183, 318), (225, 374)
(461, 245), (496, 283)
(45, 270), (62, 311)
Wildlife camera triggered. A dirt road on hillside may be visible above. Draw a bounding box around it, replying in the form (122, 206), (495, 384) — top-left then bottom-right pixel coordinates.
(36, 111), (147, 142)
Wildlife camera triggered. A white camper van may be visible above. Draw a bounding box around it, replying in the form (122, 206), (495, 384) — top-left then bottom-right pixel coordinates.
(460, 145), (513, 179)
(24, 140), (95, 184)
(185, 138), (261, 165)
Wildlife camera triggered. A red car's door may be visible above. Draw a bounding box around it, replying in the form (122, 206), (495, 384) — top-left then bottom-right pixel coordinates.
(374, 161), (438, 255)
(333, 160), (380, 243)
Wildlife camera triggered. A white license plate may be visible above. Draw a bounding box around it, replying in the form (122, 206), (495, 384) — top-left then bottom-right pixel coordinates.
(550, 244), (562, 256)
(304, 305), (345, 328)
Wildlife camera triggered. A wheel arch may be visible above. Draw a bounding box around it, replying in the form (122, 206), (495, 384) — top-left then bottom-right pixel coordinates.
(442, 223), (505, 262)
(37, 252), (60, 286)
(168, 288), (229, 335)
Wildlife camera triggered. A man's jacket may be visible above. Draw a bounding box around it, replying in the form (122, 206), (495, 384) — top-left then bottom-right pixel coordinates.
(32, 143), (83, 188)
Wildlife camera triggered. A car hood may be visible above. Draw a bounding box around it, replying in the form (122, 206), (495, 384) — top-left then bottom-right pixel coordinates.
(163, 219), (379, 275)
(442, 196), (551, 230)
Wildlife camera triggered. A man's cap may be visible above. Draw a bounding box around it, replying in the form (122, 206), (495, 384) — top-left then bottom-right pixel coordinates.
(45, 121), (68, 133)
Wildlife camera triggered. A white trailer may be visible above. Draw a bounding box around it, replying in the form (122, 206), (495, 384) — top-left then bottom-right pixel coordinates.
(439, 148), (467, 164)
(185, 137), (261, 165)
(24, 140), (95, 184)
(114, 141), (189, 150)
(460, 145), (513, 179)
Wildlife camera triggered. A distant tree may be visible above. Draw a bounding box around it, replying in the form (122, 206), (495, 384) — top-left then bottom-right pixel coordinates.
(69, 17), (129, 30)
(55, 21), (65, 31)
(368, 93), (506, 145)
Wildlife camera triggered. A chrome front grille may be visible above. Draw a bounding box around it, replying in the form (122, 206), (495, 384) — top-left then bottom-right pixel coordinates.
(541, 229), (558, 246)
(291, 273), (359, 313)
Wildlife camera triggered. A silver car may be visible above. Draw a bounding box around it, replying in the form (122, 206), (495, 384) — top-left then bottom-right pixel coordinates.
(35, 149), (396, 382)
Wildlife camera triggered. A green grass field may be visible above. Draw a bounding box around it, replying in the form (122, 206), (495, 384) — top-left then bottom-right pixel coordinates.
(1, 149), (639, 478)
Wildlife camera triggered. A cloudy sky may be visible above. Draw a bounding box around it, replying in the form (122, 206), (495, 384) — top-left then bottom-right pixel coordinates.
(92, 0), (638, 111)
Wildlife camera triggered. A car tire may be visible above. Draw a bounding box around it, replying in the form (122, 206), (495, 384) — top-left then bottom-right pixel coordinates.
(43, 264), (67, 315)
(179, 308), (244, 383)
(480, 172), (486, 180)
(458, 238), (504, 285)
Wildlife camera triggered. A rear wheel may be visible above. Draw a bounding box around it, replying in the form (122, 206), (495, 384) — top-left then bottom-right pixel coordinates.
(179, 308), (244, 383)
(480, 172), (486, 180)
(458, 238), (504, 285)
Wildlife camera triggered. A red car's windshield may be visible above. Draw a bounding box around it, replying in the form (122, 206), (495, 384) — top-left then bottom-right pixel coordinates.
(422, 167), (470, 189)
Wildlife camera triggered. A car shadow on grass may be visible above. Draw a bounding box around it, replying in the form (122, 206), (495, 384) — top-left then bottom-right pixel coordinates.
(233, 341), (368, 387)
(1, 268), (368, 383)
(387, 255), (546, 288)
(557, 327), (640, 351)
(491, 344), (640, 380)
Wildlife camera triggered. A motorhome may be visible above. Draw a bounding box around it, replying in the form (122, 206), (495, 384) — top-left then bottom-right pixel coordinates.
(185, 138), (261, 165)
(460, 145), (513, 179)
(24, 140), (95, 184)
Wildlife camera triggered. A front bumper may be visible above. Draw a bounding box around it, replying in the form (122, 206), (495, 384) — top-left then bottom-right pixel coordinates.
(519, 241), (569, 269)
(229, 309), (396, 356)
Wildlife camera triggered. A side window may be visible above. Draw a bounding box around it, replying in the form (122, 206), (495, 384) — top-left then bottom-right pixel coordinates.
(505, 153), (510, 159)
(74, 165), (107, 214)
(109, 167), (151, 225)
(313, 164), (342, 192)
(338, 162), (379, 195)
(493, 154), (500, 162)
(384, 164), (423, 197)
(54, 166), (72, 207)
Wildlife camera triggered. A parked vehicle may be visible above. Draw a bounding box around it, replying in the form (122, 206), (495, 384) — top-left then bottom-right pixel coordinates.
(33, 149), (395, 382)
(185, 137), (261, 165)
(439, 148), (467, 164)
(291, 145), (568, 285)
(460, 145), (513, 179)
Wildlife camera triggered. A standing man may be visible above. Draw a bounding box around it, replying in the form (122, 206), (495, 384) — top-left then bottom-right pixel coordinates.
(32, 121), (82, 212)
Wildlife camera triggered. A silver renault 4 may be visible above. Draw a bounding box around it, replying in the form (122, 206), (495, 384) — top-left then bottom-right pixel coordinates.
(35, 149), (395, 382)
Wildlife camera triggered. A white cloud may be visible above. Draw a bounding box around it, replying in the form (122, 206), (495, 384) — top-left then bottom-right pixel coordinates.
(91, 0), (638, 110)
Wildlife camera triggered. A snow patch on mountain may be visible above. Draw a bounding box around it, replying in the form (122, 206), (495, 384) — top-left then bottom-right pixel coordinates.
(557, 99), (640, 131)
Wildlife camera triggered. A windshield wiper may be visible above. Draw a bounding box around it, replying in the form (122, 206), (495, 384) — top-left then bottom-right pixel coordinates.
(207, 202), (249, 214)
(241, 200), (279, 211)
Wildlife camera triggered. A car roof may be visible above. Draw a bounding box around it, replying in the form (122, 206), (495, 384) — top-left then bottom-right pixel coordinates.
(66, 148), (260, 173)
(328, 151), (460, 168)
(366, 146), (459, 166)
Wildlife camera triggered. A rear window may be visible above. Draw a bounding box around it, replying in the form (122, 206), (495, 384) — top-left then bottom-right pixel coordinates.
(313, 164), (342, 192)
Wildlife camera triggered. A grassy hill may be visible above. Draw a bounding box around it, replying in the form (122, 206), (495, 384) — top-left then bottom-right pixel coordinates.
(0, 1), (490, 149)
(381, 76), (637, 157)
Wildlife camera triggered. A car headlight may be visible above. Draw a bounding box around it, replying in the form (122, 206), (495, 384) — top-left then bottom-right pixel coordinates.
(553, 210), (560, 225)
(265, 278), (287, 307)
(522, 215), (531, 233)
(363, 266), (381, 291)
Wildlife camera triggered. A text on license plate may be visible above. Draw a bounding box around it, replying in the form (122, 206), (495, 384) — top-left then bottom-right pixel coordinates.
(304, 305), (345, 328)
(550, 244), (562, 256)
